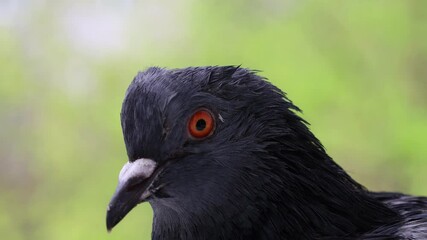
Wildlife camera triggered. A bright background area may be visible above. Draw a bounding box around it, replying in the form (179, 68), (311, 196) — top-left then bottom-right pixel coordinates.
(1, 0), (426, 239)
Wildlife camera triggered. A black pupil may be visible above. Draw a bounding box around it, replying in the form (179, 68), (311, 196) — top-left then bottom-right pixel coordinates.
(196, 119), (206, 131)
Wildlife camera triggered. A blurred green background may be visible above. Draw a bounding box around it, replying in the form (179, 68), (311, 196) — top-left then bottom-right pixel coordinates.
(1, 0), (426, 239)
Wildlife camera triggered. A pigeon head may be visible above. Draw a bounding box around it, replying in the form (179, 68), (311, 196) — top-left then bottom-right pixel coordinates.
(106, 66), (399, 239)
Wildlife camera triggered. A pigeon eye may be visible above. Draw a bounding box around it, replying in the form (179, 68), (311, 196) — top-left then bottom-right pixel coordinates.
(188, 109), (215, 139)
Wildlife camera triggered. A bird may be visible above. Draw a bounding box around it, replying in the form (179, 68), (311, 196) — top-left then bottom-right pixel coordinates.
(106, 66), (427, 239)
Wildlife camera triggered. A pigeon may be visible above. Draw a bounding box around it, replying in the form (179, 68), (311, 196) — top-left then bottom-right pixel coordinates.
(106, 66), (427, 239)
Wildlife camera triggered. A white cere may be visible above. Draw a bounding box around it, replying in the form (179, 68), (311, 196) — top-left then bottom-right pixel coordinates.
(118, 158), (157, 184)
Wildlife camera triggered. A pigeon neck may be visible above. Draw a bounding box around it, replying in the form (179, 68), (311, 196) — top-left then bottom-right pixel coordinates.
(150, 199), (291, 239)
(150, 170), (400, 239)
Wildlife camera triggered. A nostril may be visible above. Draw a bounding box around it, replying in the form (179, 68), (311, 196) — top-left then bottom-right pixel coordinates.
(125, 178), (147, 192)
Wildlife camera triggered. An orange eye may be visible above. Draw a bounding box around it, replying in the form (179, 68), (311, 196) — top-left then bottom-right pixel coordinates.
(188, 109), (215, 139)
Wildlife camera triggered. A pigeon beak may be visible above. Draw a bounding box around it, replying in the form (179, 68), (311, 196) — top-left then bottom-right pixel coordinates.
(106, 158), (157, 232)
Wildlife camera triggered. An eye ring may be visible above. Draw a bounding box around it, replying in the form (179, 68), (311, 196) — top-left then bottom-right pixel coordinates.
(188, 109), (215, 139)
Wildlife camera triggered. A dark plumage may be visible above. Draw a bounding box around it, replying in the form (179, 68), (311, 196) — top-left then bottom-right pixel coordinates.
(106, 66), (427, 239)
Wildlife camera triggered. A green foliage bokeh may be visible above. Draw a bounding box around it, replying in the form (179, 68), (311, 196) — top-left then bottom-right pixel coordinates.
(0, 1), (426, 239)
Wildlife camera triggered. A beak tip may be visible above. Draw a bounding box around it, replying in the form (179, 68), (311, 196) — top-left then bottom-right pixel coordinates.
(106, 220), (112, 232)
(106, 205), (116, 232)
(106, 218), (116, 233)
